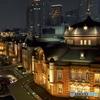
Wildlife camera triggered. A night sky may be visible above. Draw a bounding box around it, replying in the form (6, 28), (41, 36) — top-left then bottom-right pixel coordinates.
(0, 0), (78, 31)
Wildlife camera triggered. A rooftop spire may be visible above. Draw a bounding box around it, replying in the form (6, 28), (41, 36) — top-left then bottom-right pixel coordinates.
(87, 0), (91, 15)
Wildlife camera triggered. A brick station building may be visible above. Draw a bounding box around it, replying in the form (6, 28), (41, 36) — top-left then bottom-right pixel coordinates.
(32, 15), (100, 100)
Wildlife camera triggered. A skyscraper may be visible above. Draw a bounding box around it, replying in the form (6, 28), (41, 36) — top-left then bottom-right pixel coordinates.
(27, 0), (51, 37)
(51, 4), (62, 25)
(78, 0), (100, 22)
(64, 9), (79, 26)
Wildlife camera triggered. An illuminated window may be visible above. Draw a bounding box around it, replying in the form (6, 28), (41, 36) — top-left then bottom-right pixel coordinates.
(70, 84), (76, 92)
(81, 70), (86, 80)
(95, 73), (100, 83)
(57, 83), (63, 94)
(83, 25), (88, 30)
(42, 76), (46, 85)
(80, 40), (83, 45)
(94, 87), (100, 97)
(80, 52), (85, 59)
(57, 70), (62, 79)
(85, 70), (90, 82)
(84, 86), (90, 93)
(70, 69), (76, 81)
(70, 69), (90, 82)
(84, 40), (87, 45)
(78, 69), (82, 81)
(88, 40), (91, 45)
(77, 85), (83, 93)
(68, 27), (73, 31)
(70, 85), (90, 93)
(75, 70), (78, 80)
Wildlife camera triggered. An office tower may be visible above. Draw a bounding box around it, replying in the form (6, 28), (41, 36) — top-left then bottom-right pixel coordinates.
(27, 0), (51, 37)
(51, 4), (62, 26)
(64, 9), (79, 26)
(78, 0), (100, 22)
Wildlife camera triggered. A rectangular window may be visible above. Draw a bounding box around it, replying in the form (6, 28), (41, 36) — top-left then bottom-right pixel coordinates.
(84, 40), (87, 45)
(57, 84), (63, 94)
(80, 40), (83, 45)
(94, 88), (100, 97)
(57, 70), (62, 79)
(95, 73), (100, 83)
(88, 40), (91, 45)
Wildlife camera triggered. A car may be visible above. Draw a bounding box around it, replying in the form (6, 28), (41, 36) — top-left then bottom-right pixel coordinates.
(15, 66), (28, 74)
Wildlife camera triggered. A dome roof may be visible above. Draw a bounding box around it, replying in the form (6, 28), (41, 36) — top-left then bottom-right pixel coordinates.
(64, 16), (100, 35)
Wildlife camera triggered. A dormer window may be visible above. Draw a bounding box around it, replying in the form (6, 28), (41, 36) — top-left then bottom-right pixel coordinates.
(80, 51), (85, 59)
(68, 26), (73, 31)
(83, 25), (88, 30)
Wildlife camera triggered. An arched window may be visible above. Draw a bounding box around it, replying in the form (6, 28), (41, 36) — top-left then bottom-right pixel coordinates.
(57, 82), (63, 94)
(94, 86), (100, 97)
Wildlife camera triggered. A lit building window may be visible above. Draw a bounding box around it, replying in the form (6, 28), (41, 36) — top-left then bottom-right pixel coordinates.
(70, 84), (76, 92)
(78, 69), (82, 81)
(86, 70), (90, 82)
(70, 69), (76, 81)
(68, 26), (73, 31)
(57, 83), (63, 94)
(95, 73), (100, 83)
(88, 40), (91, 45)
(80, 51), (85, 59)
(42, 76), (46, 85)
(84, 40), (87, 45)
(70, 69), (89, 82)
(81, 70), (86, 81)
(80, 40), (83, 45)
(94, 86), (100, 97)
(75, 70), (78, 80)
(84, 86), (90, 93)
(70, 85), (90, 93)
(57, 70), (62, 79)
(83, 25), (88, 30)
